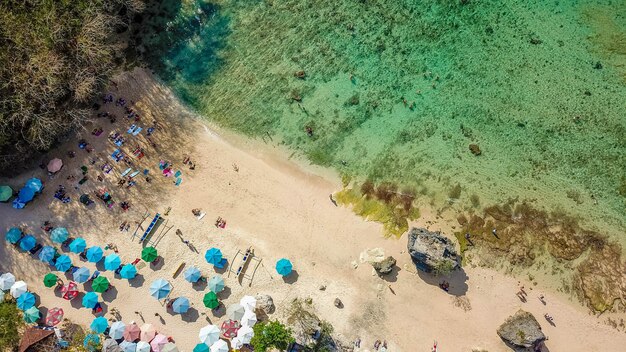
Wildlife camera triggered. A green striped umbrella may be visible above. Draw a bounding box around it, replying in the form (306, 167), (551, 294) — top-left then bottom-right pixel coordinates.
(92, 276), (110, 293)
(43, 273), (58, 288)
(203, 291), (219, 309)
(23, 306), (40, 323)
(141, 247), (158, 262)
(0, 185), (12, 202)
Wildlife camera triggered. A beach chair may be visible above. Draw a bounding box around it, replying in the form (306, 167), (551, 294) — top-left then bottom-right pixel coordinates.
(127, 125), (136, 134)
(29, 244), (42, 255)
(111, 149), (120, 159)
(174, 170), (182, 178)
(132, 127), (143, 136)
(140, 213), (161, 242)
(121, 168), (132, 177)
(89, 271), (100, 282)
(130, 170), (140, 178)
(175, 178), (182, 186)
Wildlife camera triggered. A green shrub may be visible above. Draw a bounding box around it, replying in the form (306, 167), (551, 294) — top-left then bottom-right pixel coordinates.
(250, 320), (295, 352)
(0, 300), (24, 349)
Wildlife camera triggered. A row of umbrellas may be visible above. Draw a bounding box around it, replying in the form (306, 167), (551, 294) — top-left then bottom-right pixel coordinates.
(88, 320), (183, 352)
(12, 177), (43, 209)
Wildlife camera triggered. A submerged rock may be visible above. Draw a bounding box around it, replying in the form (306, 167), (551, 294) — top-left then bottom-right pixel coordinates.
(407, 228), (459, 273)
(497, 310), (546, 352)
(469, 143), (481, 156)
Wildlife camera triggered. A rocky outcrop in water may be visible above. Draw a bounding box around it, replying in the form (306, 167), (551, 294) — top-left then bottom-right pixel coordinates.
(497, 310), (546, 352)
(407, 228), (459, 273)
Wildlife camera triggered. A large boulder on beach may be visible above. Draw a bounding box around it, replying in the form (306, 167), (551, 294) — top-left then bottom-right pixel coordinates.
(407, 228), (459, 273)
(497, 310), (546, 352)
(255, 294), (274, 314)
(360, 248), (396, 275)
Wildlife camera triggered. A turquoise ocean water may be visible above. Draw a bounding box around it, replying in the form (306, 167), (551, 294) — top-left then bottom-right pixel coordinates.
(134, 0), (626, 243)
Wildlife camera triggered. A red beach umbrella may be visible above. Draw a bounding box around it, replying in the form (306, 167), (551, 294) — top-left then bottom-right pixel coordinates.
(220, 319), (241, 339)
(45, 307), (64, 326)
(61, 281), (79, 300)
(124, 322), (141, 341)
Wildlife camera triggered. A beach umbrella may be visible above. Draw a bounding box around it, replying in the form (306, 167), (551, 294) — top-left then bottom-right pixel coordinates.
(54, 254), (72, 272)
(47, 158), (63, 173)
(198, 324), (220, 345)
(204, 248), (222, 265)
(162, 343), (179, 352)
(184, 267), (201, 283)
(16, 291), (36, 310)
(120, 264), (137, 279)
(25, 178), (43, 193)
(123, 322), (141, 341)
(11, 198), (25, 209)
(0, 272), (16, 290)
(193, 343), (210, 352)
(45, 307), (63, 326)
(23, 306), (40, 323)
(50, 227), (69, 243)
(226, 304), (245, 321)
(210, 339), (228, 352)
(141, 246), (158, 262)
(208, 275), (225, 293)
(91, 316), (109, 333)
(10, 281), (27, 298)
(241, 310), (257, 327)
(172, 297), (190, 314)
(237, 325), (254, 344)
(104, 253), (122, 271)
(5, 227), (22, 243)
(149, 279), (171, 300)
(86, 246), (104, 263)
(92, 276), (110, 293)
(230, 336), (243, 350)
(203, 291), (219, 309)
(61, 281), (79, 300)
(73, 267), (90, 283)
(84, 334), (101, 349)
(82, 291), (99, 309)
(69, 237), (87, 253)
(220, 319), (240, 339)
(39, 246), (56, 263)
(102, 339), (122, 352)
(136, 341), (151, 352)
(43, 273), (58, 288)
(276, 258), (293, 276)
(240, 295), (257, 311)
(0, 185), (12, 202)
(140, 323), (156, 342)
(150, 334), (168, 352)
(110, 321), (127, 340)
(18, 187), (35, 202)
(19, 234), (36, 251)
(119, 341), (137, 352)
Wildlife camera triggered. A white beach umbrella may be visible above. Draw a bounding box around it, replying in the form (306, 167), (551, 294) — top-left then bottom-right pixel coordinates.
(198, 324), (220, 345)
(0, 273), (16, 291)
(226, 303), (245, 321)
(136, 341), (151, 352)
(119, 341), (136, 352)
(230, 336), (243, 350)
(109, 321), (126, 340)
(240, 295), (257, 311)
(210, 339), (228, 352)
(10, 281), (27, 298)
(241, 310), (257, 327)
(237, 325), (254, 344)
(0, 292), (4, 303)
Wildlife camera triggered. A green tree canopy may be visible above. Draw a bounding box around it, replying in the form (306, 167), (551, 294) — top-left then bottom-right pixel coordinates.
(250, 320), (295, 352)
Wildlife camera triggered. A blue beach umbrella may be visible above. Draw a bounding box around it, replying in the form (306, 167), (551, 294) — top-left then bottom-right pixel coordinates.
(50, 227), (69, 243)
(119, 341), (137, 352)
(23, 306), (40, 323)
(38, 246), (56, 263)
(73, 267), (90, 283)
(193, 343), (210, 352)
(69, 237), (87, 253)
(5, 227), (22, 243)
(104, 254), (121, 271)
(19, 235), (36, 251)
(120, 264), (137, 279)
(18, 187), (35, 202)
(25, 178), (43, 193)
(55, 255), (72, 272)
(204, 248), (223, 265)
(83, 333), (101, 349)
(82, 291), (99, 309)
(90, 316), (108, 333)
(172, 297), (190, 314)
(208, 275), (225, 293)
(149, 278), (171, 300)
(184, 267), (201, 283)
(86, 246), (103, 263)
(16, 292), (36, 310)
(276, 258), (293, 276)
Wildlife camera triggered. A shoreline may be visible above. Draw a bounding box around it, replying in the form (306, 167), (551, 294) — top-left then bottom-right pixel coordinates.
(1, 68), (625, 351)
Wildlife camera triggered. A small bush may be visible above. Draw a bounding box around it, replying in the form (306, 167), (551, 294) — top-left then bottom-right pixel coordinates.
(0, 299), (24, 349)
(250, 320), (295, 352)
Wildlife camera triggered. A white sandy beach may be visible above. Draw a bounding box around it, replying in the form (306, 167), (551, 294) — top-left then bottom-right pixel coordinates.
(1, 68), (624, 352)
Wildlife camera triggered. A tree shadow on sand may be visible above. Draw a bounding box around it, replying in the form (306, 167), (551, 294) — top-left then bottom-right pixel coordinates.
(416, 268), (469, 296)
